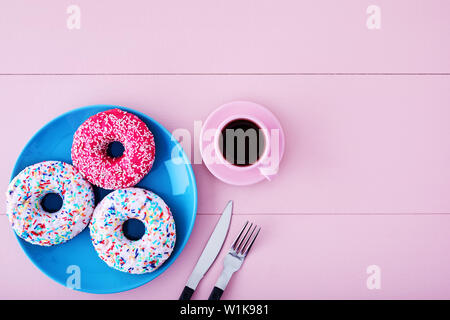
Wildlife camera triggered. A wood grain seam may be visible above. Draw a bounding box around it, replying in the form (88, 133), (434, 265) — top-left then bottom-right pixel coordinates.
(0, 73), (449, 76)
(1, 212), (450, 216)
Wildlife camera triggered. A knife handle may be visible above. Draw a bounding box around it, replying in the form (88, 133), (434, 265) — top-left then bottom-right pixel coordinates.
(208, 286), (224, 300)
(179, 286), (195, 300)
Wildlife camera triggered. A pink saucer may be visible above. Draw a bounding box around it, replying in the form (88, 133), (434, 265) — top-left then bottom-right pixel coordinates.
(200, 101), (285, 186)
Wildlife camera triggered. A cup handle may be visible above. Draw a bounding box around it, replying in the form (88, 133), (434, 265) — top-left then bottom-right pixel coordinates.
(258, 165), (279, 181)
(258, 128), (280, 181)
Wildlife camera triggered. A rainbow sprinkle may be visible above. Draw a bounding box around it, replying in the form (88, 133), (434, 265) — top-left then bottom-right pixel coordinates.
(6, 161), (95, 246)
(89, 187), (176, 274)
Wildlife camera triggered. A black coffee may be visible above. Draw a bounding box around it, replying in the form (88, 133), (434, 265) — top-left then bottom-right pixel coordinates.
(219, 119), (265, 166)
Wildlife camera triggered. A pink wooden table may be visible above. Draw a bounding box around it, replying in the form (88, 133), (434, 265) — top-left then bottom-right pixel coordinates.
(1, 1), (450, 299)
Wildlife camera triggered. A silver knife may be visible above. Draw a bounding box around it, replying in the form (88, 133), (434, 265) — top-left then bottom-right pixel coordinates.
(179, 200), (233, 300)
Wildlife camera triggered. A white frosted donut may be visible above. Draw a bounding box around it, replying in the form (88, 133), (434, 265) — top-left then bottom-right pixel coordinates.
(6, 161), (95, 246)
(89, 188), (176, 274)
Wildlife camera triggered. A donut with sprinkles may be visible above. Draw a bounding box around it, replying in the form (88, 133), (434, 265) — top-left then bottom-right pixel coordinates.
(6, 161), (95, 246)
(90, 188), (176, 274)
(71, 108), (155, 190)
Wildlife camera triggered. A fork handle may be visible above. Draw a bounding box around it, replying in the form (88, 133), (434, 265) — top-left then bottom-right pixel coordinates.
(208, 286), (224, 300)
(208, 268), (234, 300)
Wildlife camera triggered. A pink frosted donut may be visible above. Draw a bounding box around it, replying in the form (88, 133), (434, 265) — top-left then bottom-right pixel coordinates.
(71, 108), (155, 190)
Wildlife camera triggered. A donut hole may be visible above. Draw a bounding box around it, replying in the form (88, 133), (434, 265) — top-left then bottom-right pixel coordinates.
(122, 218), (146, 241)
(106, 141), (125, 159)
(40, 192), (63, 214)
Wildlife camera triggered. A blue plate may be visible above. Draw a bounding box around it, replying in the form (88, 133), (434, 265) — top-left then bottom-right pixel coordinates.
(10, 105), (197, 294)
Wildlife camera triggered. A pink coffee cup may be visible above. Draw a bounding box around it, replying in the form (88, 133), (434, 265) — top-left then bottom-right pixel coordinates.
(200, 101), (285, 186)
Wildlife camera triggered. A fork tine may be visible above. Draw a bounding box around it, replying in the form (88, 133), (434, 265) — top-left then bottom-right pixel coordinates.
(243, 226), (261, 256)
(232, 221), (248, 250)
(236, 222), (253, 253)
(239, 224), (257, 254)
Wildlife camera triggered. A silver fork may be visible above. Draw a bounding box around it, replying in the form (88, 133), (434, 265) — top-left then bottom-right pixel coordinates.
(208, 221), (261, 300)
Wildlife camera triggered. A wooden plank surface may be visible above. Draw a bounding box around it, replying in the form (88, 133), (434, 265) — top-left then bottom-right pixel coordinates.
(2, 214), (450, 299)
(0, 1), (449, 73)
(0, 75), (449, 215)
(1, 1), (449, 299)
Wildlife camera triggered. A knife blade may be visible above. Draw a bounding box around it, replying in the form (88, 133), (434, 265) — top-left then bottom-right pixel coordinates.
(179, 200), (233, 300)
